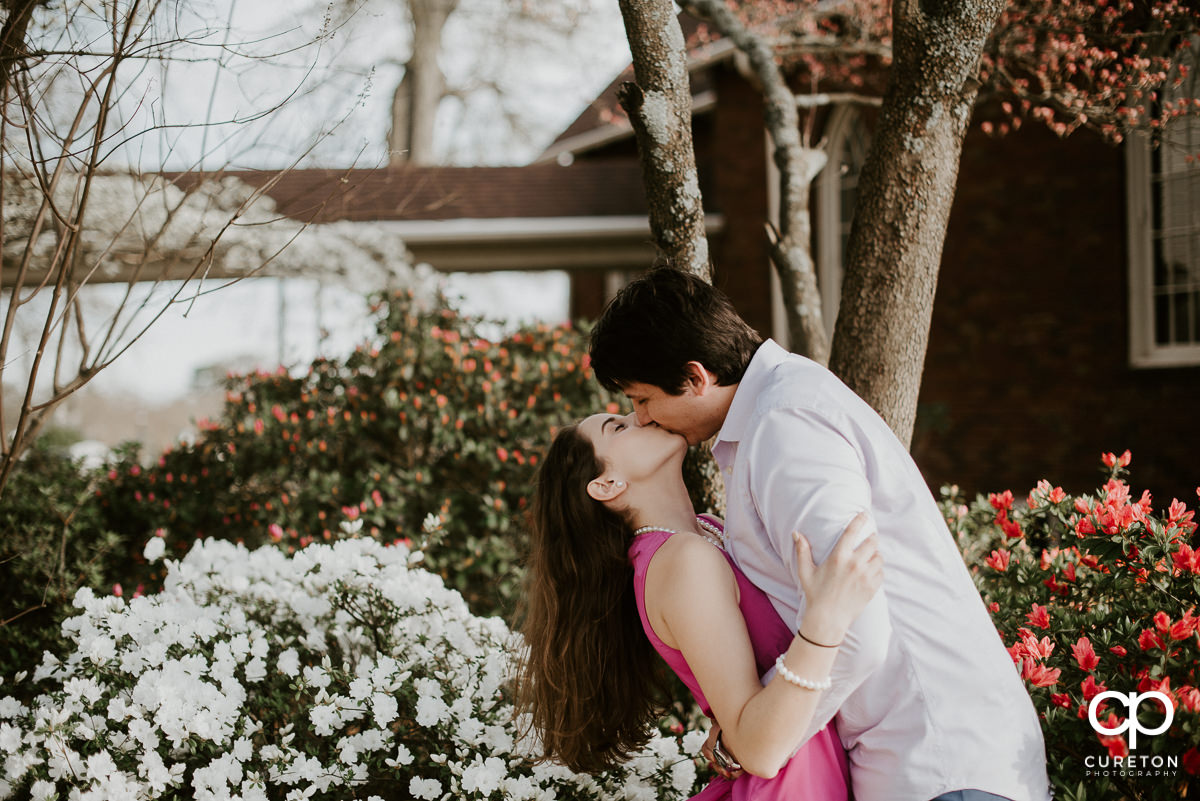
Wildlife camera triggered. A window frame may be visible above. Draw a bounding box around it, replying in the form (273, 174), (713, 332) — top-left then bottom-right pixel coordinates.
(1125, 131), (1200, 368)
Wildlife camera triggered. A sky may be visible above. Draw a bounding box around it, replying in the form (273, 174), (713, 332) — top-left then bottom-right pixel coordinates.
(8, 0), (633, 415)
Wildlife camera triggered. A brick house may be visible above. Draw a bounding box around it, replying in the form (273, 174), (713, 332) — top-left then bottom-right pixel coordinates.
(239, 28), (1200, 507)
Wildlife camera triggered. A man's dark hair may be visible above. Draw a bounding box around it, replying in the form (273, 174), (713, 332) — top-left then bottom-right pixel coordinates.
(588, 267), (763, 394)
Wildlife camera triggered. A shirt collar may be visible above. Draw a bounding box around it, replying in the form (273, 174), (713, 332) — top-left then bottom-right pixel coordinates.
(713, 339), (789, 447)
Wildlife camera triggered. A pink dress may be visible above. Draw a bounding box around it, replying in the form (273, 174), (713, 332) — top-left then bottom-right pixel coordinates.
(629, 519), (850, 801)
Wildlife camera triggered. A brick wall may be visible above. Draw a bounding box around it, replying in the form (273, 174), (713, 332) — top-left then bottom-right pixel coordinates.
(706, 65), (773, 335)
(913, 124), (1200, 506)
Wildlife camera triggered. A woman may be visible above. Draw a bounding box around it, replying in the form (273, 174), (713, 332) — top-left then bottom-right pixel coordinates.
(513, 412), (883, 799)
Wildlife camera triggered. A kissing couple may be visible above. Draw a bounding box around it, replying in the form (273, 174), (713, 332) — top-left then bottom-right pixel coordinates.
(513, 268), (1050, 801)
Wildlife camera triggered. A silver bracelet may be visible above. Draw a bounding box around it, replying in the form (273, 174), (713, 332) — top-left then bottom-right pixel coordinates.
(773, 654), (832, 691)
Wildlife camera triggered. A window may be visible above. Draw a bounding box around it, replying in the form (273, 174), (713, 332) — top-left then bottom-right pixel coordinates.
(1126, 76), (1200, 367)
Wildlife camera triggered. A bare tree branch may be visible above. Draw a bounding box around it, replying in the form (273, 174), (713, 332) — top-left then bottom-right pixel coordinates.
(681, 0), (829, 361)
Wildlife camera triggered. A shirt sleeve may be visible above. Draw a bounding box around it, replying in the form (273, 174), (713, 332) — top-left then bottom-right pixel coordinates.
(746, 405), (892, 744)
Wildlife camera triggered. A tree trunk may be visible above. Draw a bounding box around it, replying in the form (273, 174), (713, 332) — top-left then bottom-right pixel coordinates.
(831, 0), (1004, 447)
(680, 0), (829, 363)
(0, 0), (43, 92)
(390, 0), (457, 165)
(616, 0), (710, 281)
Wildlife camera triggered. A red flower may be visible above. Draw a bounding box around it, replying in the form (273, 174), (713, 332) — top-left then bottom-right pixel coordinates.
(1137, 676), (1174, 704)
(1050, 693), (1072, 709)
(1042, 575), (1069, 597)
(1071, 637), (1099, 671)
(1001, 517), (1024, 540)
(1169, 609), (1199, 640)
(1179, 685), (1200, 713)
(1026, 603), (1051, 630)
(1102, 449), (1132, 468)
(1138, 628), (1165, 651)
(1154, 611), (1172, 633)
(985, 549), (1011, 572)
(1100, 732), (1129, 760)
(1168, 497), (1196, 528)
(1081, 675), (1107, 702)
(988, 601), (1000, 613)
(989, 490), (1014, 512)
(1183, 747), (1200, 776)
(1174, 544), (1200, 574)
(1021, 658), (1061, 687)
(1109, 645), (1128, 657)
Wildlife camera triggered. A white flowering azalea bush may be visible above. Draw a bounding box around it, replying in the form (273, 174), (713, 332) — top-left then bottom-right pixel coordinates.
(0, 537), (706, 800)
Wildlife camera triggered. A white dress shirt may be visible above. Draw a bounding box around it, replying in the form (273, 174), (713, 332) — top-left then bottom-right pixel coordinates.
(712, 340), (1050, 801)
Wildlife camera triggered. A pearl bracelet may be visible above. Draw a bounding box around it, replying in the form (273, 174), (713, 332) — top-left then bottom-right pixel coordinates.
(774, 654), (833, 691)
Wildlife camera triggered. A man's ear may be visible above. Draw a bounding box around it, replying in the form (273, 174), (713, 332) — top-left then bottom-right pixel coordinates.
(682, 361), (717, 396)
(587, 476), (627, 503)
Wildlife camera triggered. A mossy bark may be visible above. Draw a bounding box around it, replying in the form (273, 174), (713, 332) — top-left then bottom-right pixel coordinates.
(832, 0), (1005, 447)
(616, 0), (710, 281)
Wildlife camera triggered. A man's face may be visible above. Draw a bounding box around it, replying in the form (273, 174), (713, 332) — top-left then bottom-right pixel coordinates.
(621, 381), (717, 446)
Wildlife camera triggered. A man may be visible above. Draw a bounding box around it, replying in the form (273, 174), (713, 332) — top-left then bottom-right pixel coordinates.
(588, 268), (1049, 801)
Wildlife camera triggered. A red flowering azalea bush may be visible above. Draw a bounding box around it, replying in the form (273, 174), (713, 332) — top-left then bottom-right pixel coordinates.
(943, 453), (1199, 800)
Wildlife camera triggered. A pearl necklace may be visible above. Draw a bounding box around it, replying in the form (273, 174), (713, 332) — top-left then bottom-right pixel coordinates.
(633, 516), (726, 549)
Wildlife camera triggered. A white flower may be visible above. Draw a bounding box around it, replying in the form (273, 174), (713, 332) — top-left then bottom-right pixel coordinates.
(30, 780), (56, 801)
(85, 750), (118, 782)
(0, 724), (20, 754)
(671, 758), (697, 794)
(347, 676), (371, 701)
(301, 665), (330, 690)
(409, 776), (442, 800)
(143, 535), (166, 562)
(681, 728), (708, 756)
(244, 657), (267, 683)
(0, 698), (24, 719)
(277, 649), (300, 677)
(384, 744), (413, 768)
(370, 693), (398, 728)
(460, 755), (506, 796)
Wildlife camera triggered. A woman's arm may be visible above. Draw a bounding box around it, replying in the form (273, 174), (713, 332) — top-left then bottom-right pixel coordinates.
(645, 514), (880, 778)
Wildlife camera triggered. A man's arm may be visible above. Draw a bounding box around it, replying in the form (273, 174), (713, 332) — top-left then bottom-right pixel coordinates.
(747, 405), (891, 743)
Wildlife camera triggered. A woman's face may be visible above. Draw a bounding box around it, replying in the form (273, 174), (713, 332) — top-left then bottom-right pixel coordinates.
(577, 412), (687, 487)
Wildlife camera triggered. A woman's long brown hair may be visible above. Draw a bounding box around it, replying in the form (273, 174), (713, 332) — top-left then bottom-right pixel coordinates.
(512, 424), (670, 773)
